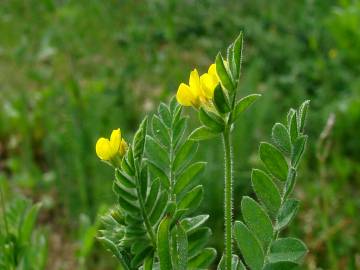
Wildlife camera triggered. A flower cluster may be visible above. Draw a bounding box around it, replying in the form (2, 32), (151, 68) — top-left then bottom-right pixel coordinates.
(176, 63), (219, 108)
(95, 128), (127, 162)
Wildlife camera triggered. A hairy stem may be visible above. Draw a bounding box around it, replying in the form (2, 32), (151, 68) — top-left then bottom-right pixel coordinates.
(223, 125), (233, 270)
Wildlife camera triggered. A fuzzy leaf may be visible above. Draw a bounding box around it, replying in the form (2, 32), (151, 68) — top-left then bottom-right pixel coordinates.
(173, 140), (198, 172)
(272, 123), (291, 155)
(217, 254), (245, 270)
(158, 103), (172, 127)
(131, 246), (153, 268)
(297, 100), (310, 132)
(268, 237), (308, 263)
(289, 112), (298, 143)
(188, 248), (217, 269)
(263, 261), (300, 270)
(145, 135), (169, 169)
(178, 185), (203, 214)
(276, 199), (299, 231)
(216, 53), (234, 92)
(234, 221), (264, 270)
(213, 84), (230, 113)
(251, 169), (281, 216)
(149, 191), (168, 226)
(199, 107), (225, 132)
(259, 142), (289, 181)
(152, 115), (170, 146)
(174, 162), (206, 195)
(230, 32), (243, 80)
(133, 117), (148, 159)
(175, 223), (188, 270)
(173, 117), (187, 146)
(115, 169), (136, 189)
(145, 179), (160, 212)
(284, 168), (297, 198)
(181, 215), (209, 233)
(188, 227), (212, 257)
(157, 216), (172, 270)
(291, 135), (307, 168)
(232, 94), (261, 123)
(241, 196), (273, 249)
(147, 161), (170, 189)
(189, 126), (220, 141)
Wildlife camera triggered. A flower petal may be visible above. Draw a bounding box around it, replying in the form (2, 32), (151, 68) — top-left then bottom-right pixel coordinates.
(119, 139), (128, 156)
(200, 73), (217, 99)
(110, 128), (121, 156)
(176, 83), (194, 106)
(96, 138), (112, 160)
(189, 69), (202, 97)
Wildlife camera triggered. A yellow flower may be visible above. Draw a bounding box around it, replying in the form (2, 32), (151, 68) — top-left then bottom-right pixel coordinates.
(96, 128), (128, 161)
(200, 64), (219, 99)
(176, 69), (202, 107)
(176, 64), (219, 108)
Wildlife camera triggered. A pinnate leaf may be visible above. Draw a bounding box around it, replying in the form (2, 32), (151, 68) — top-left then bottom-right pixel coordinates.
(234, 221), (264, 270)
(259, 142), (288, 181)
(251, 169), (281, 216)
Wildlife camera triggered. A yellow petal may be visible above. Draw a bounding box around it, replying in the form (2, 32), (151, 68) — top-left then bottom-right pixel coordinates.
(176, 83), (194, 106)
(200, 73), (217, 99)
(110, 128), (121, 156)
(208, 63), (220, 82)
(119, 139), (128, 156)
(96, 138), (112, 161)
(189, 69), (202, 97)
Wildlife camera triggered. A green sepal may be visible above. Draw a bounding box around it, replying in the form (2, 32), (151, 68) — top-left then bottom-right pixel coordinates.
(216, 52), (234, 92)
(189, 126), (220, 141)
(199, 107), (225, 132)
(213, 84), (230, 114)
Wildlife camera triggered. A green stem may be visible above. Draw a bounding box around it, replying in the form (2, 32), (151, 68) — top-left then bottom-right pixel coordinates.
(223, 125), (233, 270)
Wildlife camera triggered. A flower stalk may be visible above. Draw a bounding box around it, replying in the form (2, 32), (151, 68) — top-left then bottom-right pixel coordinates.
(223, 124), (233, 270)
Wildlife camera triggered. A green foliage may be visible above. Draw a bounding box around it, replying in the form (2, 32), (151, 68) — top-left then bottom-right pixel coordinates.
(235, 100), (310, 269)
(0, 195), (48, 270)
(99, 98), (215, 269)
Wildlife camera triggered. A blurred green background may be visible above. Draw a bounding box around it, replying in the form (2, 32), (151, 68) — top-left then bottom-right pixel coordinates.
(0, 0), (359, 269)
